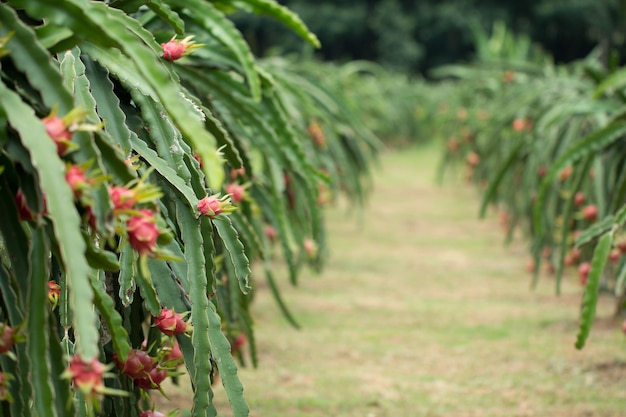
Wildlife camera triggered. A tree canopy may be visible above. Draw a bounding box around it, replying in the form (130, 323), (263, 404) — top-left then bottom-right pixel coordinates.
(233, 0), (626, 73)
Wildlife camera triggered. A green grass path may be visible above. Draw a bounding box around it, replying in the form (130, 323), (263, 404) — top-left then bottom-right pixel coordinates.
(164, 145), (626, 416)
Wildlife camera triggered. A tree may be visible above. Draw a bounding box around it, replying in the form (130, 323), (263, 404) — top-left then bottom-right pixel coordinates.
(234, 0), (626, 73)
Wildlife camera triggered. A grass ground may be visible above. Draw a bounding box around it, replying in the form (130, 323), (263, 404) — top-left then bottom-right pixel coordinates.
(155, 145), (626, 416)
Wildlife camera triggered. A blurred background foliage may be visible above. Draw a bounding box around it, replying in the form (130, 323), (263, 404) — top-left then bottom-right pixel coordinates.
(234, 0), (626, 74)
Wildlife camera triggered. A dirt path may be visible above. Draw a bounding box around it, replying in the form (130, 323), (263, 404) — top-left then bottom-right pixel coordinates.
(159, 145), (626, 417)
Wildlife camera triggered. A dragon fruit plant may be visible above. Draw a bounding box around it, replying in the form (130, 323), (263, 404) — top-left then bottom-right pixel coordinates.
(0, 1), (378, 416)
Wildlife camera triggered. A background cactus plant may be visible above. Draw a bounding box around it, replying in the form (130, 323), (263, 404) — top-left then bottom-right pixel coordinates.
(431, 22), (626, 351)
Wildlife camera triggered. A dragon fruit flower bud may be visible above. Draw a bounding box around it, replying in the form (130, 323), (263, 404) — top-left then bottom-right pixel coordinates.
(14, 190), (35, 222)
(127, 209), (160, 256)
(113, 349), (154, 380)
(197, 194), (236, 218)
(303, 239), (318, 259)
(225, 183), (246, 204)
(48, 281), (61, 310)
(65, 165), (90, 198)
(154, 308), (192, 337)
(134, 367), (167, 390)
(264, 224), (277, 241)
(41, 107), (87, 156)
(162, 338), (184, 368)
(64, 355), (107, 397)
(109, 186), (137, 211)
(42, 114), (72, 156)
(161, 35), (203, 62)
(0, 322), (23, 355)
(230, 167), (246, 179)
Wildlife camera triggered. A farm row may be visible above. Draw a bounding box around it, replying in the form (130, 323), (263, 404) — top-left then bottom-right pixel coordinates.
(426, 25), (626, 347)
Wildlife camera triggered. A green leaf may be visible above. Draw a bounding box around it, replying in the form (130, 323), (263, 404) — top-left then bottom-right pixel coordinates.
(148, 258), (189, 313)
(89, 272), (131, 361)
(81, 43), (160, 101)
(575, 231), (612, 349)
(170, 0), (261, 101)
(264, 264), (300, 328)
(262, 81), (320, 179)
(27, 228), (57, 417)
(230, 210), (264, 261)
(58, 267), (72, 331)
(130, 91), (192, 183)
(34, 22), (74, 50)
(251, 182), (298, 284)
(479, 138), (525, 217)
(176, 67), (291, 170)
(207, 301), (250, 417)
(614, 203), (626, 227)
(162, 239), (191, 293)
(0, 4), (74, 113)
(83, 58), (133, 155)
(0, 175), (30, 302)
(84, 236), (120, 272)
(108, 0), (144, 13)
(555, 155), (594, 294)
(614, 259), (626, 297)
(146, 0), (185, 35)
(214, 216), (251, 294)
(232, 0), (320, 48)
(93, 132), (137, 184)
(594, 66), (626, 99)
(24, 0), (226, 189)
(0, 265), (30, 416)
(574, 215), (615, 248)
(136, 255), (162, 316)
(174, 198), (216, 417)
(200, 217), (217, 298)
(202, 104), (245, 170)
(225, 260), (241, 326)
(0, 264), (24, 325)
(61, 48), (101, 125)
(130, 135), (199, 209)
(238, 305), (257, 367)
(47, 313), (75, 417)
(118, 245), (136, 307)
(534, 121), (626, 236)
(0, 84), (99, 360)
